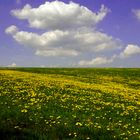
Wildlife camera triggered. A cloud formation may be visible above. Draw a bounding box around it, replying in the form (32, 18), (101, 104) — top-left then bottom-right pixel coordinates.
(35, 49), (79, 57)
(5, 25), (18, 35)
(6, 1), (121, 58)
(6, 26), (120, 56)
(5, 1), (140, 67)
(120, 44), (140, 57)
(79, 55), (116, 66)
(11, 1), (109, 30)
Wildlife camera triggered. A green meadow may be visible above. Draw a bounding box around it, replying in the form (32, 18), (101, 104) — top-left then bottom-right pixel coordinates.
(0, 68), (140, 140)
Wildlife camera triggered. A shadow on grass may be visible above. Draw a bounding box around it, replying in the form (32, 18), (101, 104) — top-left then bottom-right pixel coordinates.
(0, 129), (42, 140)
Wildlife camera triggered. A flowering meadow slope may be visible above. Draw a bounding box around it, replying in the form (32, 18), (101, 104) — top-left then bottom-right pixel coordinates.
(0, 68), (140, 139)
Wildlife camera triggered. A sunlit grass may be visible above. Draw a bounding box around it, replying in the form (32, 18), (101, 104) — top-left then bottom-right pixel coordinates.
(0, 68), (140, 139)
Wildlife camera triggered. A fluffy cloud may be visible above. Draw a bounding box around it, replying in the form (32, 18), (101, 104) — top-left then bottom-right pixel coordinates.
(5, 25), (18, 35)
(7, 0), (139, 67)
(35, 49), (79, 57)
(132, 9), (140, 21)
(6, 25), (120, 56)
(5, 1), (121, 58)
(120, 44), (140, 57)
(11, 1), (109, 30)
(79, 55), (116, 66)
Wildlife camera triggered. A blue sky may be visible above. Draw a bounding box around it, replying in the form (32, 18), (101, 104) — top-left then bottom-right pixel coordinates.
(0, 0), (140, 67)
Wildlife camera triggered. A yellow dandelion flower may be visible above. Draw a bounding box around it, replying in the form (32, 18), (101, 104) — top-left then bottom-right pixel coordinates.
(21, 109), (28, 113)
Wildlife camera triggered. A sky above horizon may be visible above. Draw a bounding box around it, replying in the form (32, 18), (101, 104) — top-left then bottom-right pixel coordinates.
(0, 0), (140, 67)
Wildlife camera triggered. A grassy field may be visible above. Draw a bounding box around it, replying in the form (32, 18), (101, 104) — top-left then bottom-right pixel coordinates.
(0, 68), (140, 140)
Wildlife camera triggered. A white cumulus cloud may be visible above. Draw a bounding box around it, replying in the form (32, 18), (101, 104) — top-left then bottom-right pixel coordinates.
(6, 0), (140, 67)
(11, 1), (109, 30)
(5, 26), (120, 56)
(35, 49), (79, 57)
(78, 55), (116, 66)
(120, 44), (140, 58)
(5, 1), (121, 57)
(5, 25), (18, 35)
